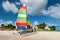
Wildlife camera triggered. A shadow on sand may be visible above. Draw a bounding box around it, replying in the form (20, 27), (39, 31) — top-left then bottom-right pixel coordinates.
(20, 32), (37, 37)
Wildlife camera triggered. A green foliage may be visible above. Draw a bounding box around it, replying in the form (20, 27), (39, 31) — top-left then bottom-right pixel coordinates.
(1, 24), (5, 28)
(49, 25), (56, 31)
(1, 24), (15, 30)
(37, 23), (46, 30)
(0, 23), (56, 31)
(37, 23), (56, 31)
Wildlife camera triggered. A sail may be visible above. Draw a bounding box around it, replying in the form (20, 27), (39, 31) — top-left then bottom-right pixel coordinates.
(16, 4), (31, 30)
(27, 18), (31, 29)
(16, 4), (27, 30)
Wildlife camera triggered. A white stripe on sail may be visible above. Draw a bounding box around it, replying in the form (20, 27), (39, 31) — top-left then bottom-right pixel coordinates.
(18, 14), (27, 17)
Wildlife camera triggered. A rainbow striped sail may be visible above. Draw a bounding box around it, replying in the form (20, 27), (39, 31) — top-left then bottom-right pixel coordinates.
(16, 4), (30, 30)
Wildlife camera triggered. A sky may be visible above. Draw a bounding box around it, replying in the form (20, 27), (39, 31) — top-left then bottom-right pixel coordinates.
(0, 0), (60, 27)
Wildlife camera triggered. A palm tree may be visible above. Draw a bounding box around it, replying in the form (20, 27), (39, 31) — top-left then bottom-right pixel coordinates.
(1, 24), (5, 28)
(7, 24), (15, 29)
(37, 22), (46, 30)
(49, 25), (56, 31)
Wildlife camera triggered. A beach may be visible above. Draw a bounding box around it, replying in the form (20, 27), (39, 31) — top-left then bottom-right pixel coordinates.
(0, 31), (60, 40)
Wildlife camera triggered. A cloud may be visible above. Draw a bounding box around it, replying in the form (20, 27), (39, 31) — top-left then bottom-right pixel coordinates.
(20, 0), (48, 15)
(6, 21), (14, 25)
(2, 1), (19, 13)
(15, 2), (21, 5)
(46, 22), (56, 26)
(33, 21), (39, 27)
(41, 4), (60, 19)
(0, 20), (15, 27)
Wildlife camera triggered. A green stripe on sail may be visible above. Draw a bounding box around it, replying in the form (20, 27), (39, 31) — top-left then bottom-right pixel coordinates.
(17, 17), (27, 20)
(19, 11), (26, 14)
(18, 14), (27, 17)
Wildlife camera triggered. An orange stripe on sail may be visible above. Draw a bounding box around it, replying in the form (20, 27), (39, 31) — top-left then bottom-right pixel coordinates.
(16, 20), (27, 23)
(20, 8), (26, 12)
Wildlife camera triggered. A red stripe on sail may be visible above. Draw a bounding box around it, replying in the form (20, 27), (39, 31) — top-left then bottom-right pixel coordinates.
(16, 23), (27, 26)
(21, 6), (26, 9)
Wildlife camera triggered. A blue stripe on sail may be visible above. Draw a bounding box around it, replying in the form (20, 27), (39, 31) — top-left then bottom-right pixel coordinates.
(17, 26), (26, 30)
(22, 26), (26, 30)
(17, 26), (21, 29)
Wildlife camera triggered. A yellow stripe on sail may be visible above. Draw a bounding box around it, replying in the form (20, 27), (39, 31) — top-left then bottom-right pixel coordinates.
(20, 8), (26, 12)
(27, 21), (30, 25)
(18, 14), (27, 17)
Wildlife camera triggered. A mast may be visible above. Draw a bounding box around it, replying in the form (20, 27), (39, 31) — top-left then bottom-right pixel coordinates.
(26, 5), (31, 29)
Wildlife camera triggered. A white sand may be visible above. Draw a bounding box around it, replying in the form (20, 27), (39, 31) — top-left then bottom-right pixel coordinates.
(0, 31), (60, 40)
(21, 31), (60, 40)
(0, 31), (18, 36)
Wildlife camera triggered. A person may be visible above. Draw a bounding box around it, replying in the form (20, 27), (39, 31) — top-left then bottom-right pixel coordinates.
(19, 29), (22, 35)
(34, 28), (36, 32)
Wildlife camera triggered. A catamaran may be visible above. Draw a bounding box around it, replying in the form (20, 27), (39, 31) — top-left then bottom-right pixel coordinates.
(16, 4), (31, 32)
